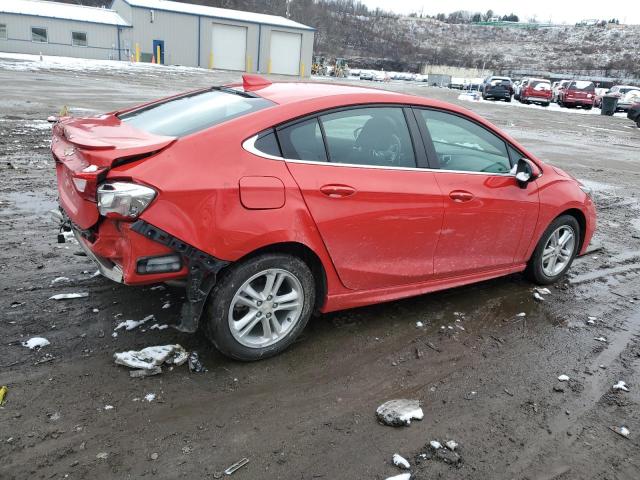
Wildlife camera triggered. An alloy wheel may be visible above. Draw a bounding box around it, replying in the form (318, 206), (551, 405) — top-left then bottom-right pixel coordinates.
(541, 226), (576, 277)
(228, 268), (304, 348)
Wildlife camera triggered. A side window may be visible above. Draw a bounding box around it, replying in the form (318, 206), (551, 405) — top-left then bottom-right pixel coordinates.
(31, 27), (47, 43)
(277, 118), (327, 162)
(419, 110), (511, 174)
(253, 130), (281, 157)
(72, 31), (88, 47)
(320, 107), (416, 167)
(0, 24), (7, 41)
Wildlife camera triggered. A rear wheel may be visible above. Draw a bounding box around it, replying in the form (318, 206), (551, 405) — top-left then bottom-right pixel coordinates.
(506, 96), (512, 103)
(204, 253), (315, 361)
(525, 215), (580, 285)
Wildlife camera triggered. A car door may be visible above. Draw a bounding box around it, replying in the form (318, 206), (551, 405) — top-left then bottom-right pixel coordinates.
(414, 108), (540, 277)
(277, 106), (444, 290)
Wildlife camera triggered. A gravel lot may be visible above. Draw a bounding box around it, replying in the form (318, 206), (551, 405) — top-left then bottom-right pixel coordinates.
(1, 56), (639, 480)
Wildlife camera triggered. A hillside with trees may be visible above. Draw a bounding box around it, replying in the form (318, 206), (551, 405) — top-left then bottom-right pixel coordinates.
(52, 0), (640, 78)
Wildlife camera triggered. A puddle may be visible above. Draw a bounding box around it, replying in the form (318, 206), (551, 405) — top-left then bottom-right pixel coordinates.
(0, 191), (57, 216)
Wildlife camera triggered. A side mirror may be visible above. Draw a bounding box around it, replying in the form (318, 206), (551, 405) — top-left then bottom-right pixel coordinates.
(515, 158), (538, 188)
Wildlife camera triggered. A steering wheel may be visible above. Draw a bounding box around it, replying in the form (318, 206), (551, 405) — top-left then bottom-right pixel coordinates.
(371, 133), (402, 164)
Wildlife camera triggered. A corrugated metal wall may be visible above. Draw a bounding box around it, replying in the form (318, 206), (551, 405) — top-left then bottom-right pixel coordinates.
(0, 13), (123, 60)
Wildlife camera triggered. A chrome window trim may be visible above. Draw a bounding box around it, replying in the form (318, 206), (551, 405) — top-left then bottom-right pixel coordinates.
(242, 134), (517, 176)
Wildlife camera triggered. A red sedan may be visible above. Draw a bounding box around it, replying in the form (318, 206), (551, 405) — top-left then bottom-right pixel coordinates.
(52, 75), (596, 360)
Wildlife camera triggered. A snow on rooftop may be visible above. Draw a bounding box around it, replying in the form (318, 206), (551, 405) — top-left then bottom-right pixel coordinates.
(0, 0), (130, 27)
(124, 0), (314, 30)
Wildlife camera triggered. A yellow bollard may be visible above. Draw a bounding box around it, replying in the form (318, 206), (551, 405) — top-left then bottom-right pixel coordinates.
(300, 62), (305, 77)
(246, 55), (252, 73)
(267, 59), (272, 74)
(209, 52), (213, 69)
(156, 45), (161, 65)
(135, 43), (140, 62)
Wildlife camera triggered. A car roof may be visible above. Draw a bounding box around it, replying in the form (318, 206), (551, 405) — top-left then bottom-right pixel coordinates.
(229, 81), (403, 105)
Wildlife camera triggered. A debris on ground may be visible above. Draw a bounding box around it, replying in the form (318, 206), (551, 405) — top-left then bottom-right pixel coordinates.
(535, 287), (552, 295)
(114, 344), (188, 374)
(50, 276), (70, 285)
(150, 452), (159, 460)
(595, 337), (608, 343)
(612, 381), (629, 392)
(150, 323), (169, 330)
(415, 439), (462, 468)
(392, 453), (410, 469)
(188, 352), (207, 373)
(104, 405), (114, 410)
(144, 393), (156, 402)
(96, 452), (109, 460)
(49, 292), (89, 300)
(533, 291), (545, 302)
(611, 426), (630, 438)
(558, 374), (570, 382)
(516, 312), (526, 317)
(162, 302), (171, 309)
(385, 473), (411, 480)
(114, 314), (154, 331)
(22, 337), (50, 349)
(129, 366), (162, 378)
(376, 399), (424, 427)
(416, 321), (424, 328)
(224, 457), (250, 475)
(0, 386), (8, 405)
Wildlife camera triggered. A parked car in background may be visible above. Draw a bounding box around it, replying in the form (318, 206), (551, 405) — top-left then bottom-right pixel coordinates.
(627, 101), (640, 127)
(480, 76), (513, 102)
(552, 80), (570, 103)
(611, 86), (640, 112)
(519, 78), (552, 106)
(52, 75), (595, 360)
(593, 87), (609, 108)
(359, 70), (373, 81)
(514, 78), (528, 101)
(449, 78), (466, 89)
(558, 81), (595, 109)
(372, 71), (388, 82)
(468, 78), (484, 91)
(349, 69), (361, 78)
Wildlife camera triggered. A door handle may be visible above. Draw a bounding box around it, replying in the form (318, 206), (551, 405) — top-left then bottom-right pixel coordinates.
(449, 190), (474, 202)
(320, 184), (356, 198)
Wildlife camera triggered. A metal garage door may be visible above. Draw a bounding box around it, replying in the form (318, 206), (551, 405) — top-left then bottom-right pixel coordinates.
(270, 31), (302, 76)
(211, 23), (247, 71)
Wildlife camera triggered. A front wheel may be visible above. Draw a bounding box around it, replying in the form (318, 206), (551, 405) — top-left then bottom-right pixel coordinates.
(204, 253), (315, 361)
(525, 215), (580, 285)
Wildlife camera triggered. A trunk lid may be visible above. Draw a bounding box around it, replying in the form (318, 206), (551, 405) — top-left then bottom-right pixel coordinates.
(52, 115), (175, 229)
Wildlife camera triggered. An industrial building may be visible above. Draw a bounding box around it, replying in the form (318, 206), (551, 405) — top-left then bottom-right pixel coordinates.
(0, 0), (315, 76)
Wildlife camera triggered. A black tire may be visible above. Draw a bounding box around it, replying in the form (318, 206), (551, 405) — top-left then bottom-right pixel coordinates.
(525, 215), (581, 285)
(541, 102), (549, 107)
(636, 119), (640, 128)
(203, 253), (315, 361)
(506, 97), (512, 103)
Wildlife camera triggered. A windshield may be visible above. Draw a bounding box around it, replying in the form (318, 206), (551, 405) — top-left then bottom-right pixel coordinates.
(119, 89), (273, 137)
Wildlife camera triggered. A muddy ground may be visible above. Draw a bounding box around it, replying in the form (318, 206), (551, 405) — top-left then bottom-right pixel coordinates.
(1, 59), (639, 480)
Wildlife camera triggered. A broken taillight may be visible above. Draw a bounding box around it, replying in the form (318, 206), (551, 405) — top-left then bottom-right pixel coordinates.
(97, 182), (156, 220)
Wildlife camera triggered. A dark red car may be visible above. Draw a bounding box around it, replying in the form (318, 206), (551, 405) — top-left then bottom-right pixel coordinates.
(52, 76), (596, 360)
(558, 81), (596, 109)
(518, 78), (552, 106)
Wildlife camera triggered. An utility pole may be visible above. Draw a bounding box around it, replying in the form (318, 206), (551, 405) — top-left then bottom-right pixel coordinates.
(285, 0), (292, 19)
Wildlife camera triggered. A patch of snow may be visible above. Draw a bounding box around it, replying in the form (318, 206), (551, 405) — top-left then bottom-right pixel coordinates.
(416, 321), (424, 327)
(516, 312), (526, 317)
(376, 399), (424, 426)
(535, 287), (552, 295)
(162, 302), (171, 309)
(558, 374), (570, 382)
(114, 314), (154, 331)
(82, 164), (98, 173)
(49, 292), (88, 300)
(430, 440), (443, 449)
(392, 453), (410, 469)
(533, 292), (544, 302)
(150, 323), (169, 330)
(144, 393), (156, 402)
(445, 440), (458, 451)
(385, 474), (411, 480)
(22, 337), (50, 349)
(104, 405), (114, 410)
(114, 344), (187, 370)
(613, 381), (629, 392)
(595, 336), (608, 343)
(50, 276), (70, 285)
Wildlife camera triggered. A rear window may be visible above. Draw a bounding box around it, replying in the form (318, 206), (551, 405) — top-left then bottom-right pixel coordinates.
(119, 89), (273, 137)
(490, 77), (511, 86)
(529, 80), (551, 90)
(570, 81), (595, 92)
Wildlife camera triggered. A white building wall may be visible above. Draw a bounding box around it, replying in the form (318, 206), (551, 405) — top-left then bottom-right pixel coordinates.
(259, 24), (314, 76)
(0, 13), (125, 60)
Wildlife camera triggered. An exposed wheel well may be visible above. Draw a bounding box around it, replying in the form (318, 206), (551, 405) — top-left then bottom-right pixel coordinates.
(557, 208), (587, 252)
(234, 242), (328, 312)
